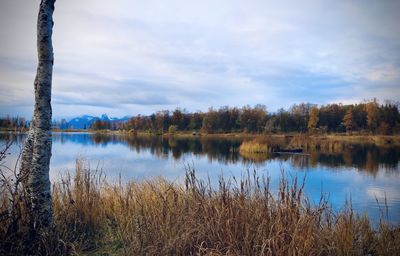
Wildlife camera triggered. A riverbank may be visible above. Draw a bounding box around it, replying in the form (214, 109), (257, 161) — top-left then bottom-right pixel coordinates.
(0, 160), (399, 255)
(95, 130), (400, 147)
(50, 129), (400, 144)
(3, 129), (399, 147)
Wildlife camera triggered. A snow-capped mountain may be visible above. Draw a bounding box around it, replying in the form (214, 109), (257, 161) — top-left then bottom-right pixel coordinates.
(67, 115), (96, 129)
(60, 114), (130, 130)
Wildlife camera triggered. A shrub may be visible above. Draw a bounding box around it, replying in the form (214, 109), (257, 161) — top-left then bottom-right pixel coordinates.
(168, 125), (178, 135)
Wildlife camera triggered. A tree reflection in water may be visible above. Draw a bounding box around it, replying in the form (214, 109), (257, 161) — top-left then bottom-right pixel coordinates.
(1, 132), (399, 176)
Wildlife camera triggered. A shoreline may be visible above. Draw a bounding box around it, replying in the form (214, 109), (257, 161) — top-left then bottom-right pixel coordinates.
(2, 129), (400, 146)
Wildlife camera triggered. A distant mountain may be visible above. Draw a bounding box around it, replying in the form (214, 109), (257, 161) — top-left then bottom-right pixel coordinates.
(57, 114), (130, 130)
(109, 115), (130, 122)
(67, 115), (96, 129)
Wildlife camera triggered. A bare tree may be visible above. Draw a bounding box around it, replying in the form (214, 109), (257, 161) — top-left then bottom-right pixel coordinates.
(20, 0), (56, 236)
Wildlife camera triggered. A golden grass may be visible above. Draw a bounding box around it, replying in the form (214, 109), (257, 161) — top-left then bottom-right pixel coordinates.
(1, 159), (400, 255)
(238, 134), (400, 157)
(239, 140), (271, 153)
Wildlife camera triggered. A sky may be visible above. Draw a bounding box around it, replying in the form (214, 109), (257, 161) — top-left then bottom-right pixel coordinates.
(0, 0), (399, 119)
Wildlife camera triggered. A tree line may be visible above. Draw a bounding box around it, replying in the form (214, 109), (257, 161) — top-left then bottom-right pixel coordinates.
(2, 100), (399, 135)
(120, 100), (400, 135)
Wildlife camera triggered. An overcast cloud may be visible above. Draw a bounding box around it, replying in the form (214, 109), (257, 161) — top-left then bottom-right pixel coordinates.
(0, 0), (399, 118)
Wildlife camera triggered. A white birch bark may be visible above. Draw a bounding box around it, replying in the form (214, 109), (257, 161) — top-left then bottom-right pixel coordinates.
(20, 0), (56, 233)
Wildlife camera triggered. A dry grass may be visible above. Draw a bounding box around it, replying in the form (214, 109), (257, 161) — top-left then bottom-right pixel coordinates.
(1, 157), (400, 255)
(288, 134), (400, 149)
(239, 135), (400, 156)
(239, 140), (271, 153)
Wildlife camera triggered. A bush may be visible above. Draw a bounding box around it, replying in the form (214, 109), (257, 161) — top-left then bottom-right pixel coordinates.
(168, 125), (178, 135)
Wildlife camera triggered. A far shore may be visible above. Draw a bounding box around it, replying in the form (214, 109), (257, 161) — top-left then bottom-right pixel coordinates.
(2, 128), (400, 146)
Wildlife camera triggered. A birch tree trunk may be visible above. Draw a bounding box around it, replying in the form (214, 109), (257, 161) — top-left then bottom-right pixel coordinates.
(20, 0), (56, 235)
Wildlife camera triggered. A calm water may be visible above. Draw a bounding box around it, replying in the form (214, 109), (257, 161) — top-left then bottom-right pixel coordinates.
(1, 132), (400, 225)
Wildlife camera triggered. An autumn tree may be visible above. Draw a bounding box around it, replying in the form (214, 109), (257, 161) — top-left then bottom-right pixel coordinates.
(365, 100), (378, 133)
(264, 116), (276, 133)
(154, 110), (170, 133)
(202, 108), (219, 133)
(290, 103), (313, 132)
(343, 108), (354, 133)
(308, 107), (319, 132)
(19, 0), (56, 244)
(91, 120), (111, 130)
(377, 122), (391, 135)
(240, 105), (267, 133)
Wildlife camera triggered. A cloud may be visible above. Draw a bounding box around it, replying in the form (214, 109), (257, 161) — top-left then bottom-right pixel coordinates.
(366, 65), (400, 82)
(0, 0), (399, 118)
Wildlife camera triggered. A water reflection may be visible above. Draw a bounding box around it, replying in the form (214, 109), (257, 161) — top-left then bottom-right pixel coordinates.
(58, 133), (244, 165)
(56, 133), (400, 174)
(1, 132), (399, 175)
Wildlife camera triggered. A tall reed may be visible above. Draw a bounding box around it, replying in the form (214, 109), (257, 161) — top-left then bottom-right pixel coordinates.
(1, 157), (399, 255)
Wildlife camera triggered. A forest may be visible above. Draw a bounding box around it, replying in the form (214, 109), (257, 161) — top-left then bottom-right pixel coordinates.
(104, 100), (400, 134)
(1, 100), (399, 135)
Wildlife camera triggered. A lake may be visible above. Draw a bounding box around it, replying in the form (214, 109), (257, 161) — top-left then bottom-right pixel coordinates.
(1, 132), (400, 226)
